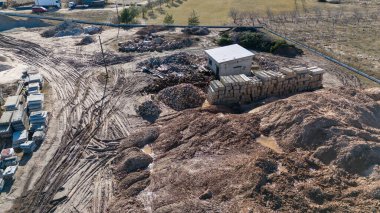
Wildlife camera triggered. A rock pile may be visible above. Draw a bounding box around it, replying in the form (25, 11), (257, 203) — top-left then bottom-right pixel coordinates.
(207, 66), (324, 105)
(182, 27), (210, 35)
(157, 84), (206, 111)
(118, 35), (193, 53)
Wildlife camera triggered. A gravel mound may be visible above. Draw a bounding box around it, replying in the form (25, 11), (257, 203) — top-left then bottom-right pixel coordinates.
(157, 84), (206, 111)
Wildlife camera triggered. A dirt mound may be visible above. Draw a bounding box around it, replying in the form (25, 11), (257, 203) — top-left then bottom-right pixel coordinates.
(109, 87), (380, 212)
(76, 36), (94, 45)
(157, 84), (206, 111)
(135, 100), (161, 122)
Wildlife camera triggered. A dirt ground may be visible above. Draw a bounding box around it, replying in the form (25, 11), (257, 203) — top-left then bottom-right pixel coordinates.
(0, 22), (376, 212)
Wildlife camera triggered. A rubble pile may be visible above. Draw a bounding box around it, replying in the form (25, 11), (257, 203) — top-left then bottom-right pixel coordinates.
(255, 56), (279, 71)
(181, 27), (210, 35)
(76, 36), (95, 46)
(207, 66), (324, 105)
(157, 84), (206, 111)
(135, 100), (161, 118)
(91, 52), (134, 66)
(135, 26), (168, 35)
(138, 52), (204, 77)
(41, 21), (102, 38)
(118, 34), (193, 53)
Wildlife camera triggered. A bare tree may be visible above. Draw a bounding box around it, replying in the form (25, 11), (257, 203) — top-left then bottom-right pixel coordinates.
(229, 8), (240, 24)
(247, 11), (258, 26)
(352, 8), (363, 24)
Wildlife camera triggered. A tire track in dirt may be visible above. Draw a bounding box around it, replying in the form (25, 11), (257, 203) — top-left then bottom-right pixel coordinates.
(0, 34), (146, 212)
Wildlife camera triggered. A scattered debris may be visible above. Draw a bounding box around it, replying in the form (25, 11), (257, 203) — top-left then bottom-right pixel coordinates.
(91, 52), (134, 66)
(157, 83), (206, 111)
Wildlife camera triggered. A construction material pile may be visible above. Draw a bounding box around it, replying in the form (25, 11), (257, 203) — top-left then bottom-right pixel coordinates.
(118, 35), (193, 53)
(0, 111), (13, 138)
(12, 129), (28, 148)
(3, 95), (24, 111)
(27, 73), (44, 87)
(27, 93), (44, 112)
(135, 100), (161, 118)
(29, 111), (48, 132)
(157, 84), (206, 111)
(11, 108), (29, 131)
(27, 82), (40, 94)
(41, 21), (102, 38)
(181, 27), (210, 35)
(20, 140), (37, 154)
(207, 66), (324, 105)
(32, 130), (45, 142)
(138, 52), (204, 78)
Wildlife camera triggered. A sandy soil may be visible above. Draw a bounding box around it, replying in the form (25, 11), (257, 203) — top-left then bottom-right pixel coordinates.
(0, 24), (367, 212)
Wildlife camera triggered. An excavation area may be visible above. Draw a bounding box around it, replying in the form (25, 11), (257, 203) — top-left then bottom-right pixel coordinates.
(0, 21), (379, 213)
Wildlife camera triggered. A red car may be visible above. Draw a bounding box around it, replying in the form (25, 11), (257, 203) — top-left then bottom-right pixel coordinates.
(32, 6), (48, 13)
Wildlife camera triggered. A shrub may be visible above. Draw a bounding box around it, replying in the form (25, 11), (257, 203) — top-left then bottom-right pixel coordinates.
(217, 34), (233, 46)
(163, 13), (174, 25)
(120, 4), (140, 23)
(188, 10), (200, 26)
(270, 39), (287, 53)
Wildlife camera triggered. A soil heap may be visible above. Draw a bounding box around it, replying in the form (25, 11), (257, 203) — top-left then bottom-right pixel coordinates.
(157, 83), (206, 111)
(109, 87), (380, 212)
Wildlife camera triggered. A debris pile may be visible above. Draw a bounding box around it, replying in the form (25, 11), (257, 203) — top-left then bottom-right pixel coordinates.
(135, 100), (161, 119)
(157, 84), (206, 111)
(118, 35), (193, 53)
(136, 26), (168, 35)
(91, 52), (134, 66)
(255, 56), (279, 71)
(41, 21), (102, 38)
(207, 66), (324, 105)
(76, 36), (94, 46)
(182, 27), (210, 35)
(138, 52), (204, 78)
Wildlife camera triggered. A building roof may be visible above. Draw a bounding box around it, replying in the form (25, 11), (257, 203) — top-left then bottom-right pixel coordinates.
(205, 44), (254, 63)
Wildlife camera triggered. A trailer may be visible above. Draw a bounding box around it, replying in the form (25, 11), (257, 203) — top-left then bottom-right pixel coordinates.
(34, 0), (61, 8)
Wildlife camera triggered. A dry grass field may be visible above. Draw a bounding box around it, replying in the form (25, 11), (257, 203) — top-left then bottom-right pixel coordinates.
(147, 0), (337, 25)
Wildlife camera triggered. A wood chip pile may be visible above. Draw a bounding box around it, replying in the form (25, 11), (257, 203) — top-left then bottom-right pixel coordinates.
(207, 66), (324, 105)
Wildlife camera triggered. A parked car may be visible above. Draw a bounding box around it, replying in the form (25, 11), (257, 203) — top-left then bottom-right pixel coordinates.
(32, 6), (48, 13)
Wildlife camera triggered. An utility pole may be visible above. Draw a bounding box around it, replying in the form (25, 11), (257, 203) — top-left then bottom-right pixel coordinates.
(98, 36), (109, 125)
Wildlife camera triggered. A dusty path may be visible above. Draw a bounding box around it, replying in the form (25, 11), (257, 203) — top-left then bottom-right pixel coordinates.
(0, 33), (147, 212)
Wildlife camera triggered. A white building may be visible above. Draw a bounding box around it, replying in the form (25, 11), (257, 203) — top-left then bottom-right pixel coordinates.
(205, 44), (254, 77)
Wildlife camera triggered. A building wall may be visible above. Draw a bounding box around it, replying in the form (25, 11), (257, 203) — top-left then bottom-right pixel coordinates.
(207, 55), (252, 77)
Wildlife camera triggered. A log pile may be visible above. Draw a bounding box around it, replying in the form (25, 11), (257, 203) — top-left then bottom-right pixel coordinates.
(207, 66), (324, 105)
